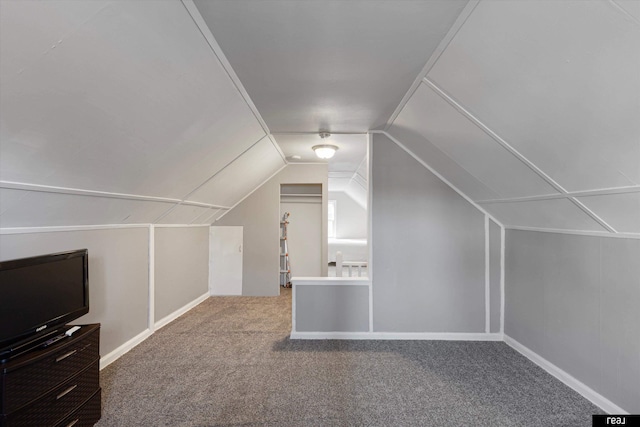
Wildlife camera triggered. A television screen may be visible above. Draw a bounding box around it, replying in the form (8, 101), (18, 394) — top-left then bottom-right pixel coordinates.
(0, 249), (89, 356)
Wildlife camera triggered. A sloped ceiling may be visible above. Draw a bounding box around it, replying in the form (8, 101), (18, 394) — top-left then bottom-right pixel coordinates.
(388, 0), (640, 235)
(0, 0), (285, 227)
(1, 0), (637, 235)
(193, 0), (469, 133)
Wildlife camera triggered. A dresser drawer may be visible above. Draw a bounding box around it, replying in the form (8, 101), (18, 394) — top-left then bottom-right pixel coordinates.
(1, 326), (100, 414)
(1, 361), (99, 427)
(54, 389), (101, 427)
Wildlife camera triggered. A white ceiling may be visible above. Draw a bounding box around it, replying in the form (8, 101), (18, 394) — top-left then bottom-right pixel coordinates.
(388, 0), (640, 235)
(0, 0), (285, 227)
(0, 0), (638, 234)
(275, 133), (366, 171)
(193, 0), (469, 133)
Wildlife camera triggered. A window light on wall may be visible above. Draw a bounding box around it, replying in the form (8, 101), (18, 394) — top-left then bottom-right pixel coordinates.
(328, 200), (337, 238)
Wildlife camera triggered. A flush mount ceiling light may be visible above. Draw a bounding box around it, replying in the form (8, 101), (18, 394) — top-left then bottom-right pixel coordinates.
(312, 132), (338, 159)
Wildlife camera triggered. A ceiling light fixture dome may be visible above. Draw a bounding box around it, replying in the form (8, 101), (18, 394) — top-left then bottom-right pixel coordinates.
(312, 132), (338, 159)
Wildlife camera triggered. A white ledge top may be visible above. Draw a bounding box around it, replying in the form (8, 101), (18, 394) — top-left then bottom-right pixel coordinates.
(291, 277), (370, 286)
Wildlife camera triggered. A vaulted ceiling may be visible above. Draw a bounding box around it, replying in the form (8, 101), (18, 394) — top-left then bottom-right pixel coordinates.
(0, 0), (638, 235)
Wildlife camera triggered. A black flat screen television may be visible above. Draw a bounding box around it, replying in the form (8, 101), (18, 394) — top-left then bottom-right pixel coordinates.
(0, 249), (89, 360)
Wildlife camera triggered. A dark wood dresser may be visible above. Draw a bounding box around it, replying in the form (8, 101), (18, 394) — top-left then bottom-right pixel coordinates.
(0, 324), (101, 427)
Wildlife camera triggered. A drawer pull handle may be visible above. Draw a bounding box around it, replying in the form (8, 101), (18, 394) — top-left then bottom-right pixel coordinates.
(55, 349), (77, 362)
(56, 384), (78, 400)
(66, 419), (79, 427)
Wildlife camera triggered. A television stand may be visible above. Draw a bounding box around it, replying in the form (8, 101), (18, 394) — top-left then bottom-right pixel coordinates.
(0, 323), (101, 426)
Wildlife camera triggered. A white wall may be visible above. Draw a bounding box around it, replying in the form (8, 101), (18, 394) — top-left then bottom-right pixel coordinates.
(281, 198), (322, 277)
(0, 1), (286, 229)
(505, 230), (640, 413)
(371, 133), (487, 333)
(0, 225), (210, 367)
(215, 164), (328, 295)
(329, 191), (367, 239)
(154, 226), (209, 322)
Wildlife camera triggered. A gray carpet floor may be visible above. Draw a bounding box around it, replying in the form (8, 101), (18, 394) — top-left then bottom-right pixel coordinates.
(97, 288), (602, 426)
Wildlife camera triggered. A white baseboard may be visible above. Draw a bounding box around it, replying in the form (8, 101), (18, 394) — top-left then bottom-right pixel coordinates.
(100, 293), (209, 370)
(153, 292), (209, 331)
(290, 331), (503, 341)
(100, 328), (152, 370)
(504, 334), (628, 414)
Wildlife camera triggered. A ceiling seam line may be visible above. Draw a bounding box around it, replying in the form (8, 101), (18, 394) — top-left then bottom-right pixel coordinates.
(568, 197), (617, 233)
(423, 78), (571, 195)
(383, 0), (481, 130)
(477, 185), (640, 204)
(352, 156), (368, 183)
(199, 208), (221, 225)
(180, 0), (272, 136)
(506, 226), (640, 240)
(607, 0), (640, 25)
(267, 134), (288, 163)
(270, 131), (368, 135)
(0, 224), (152, 235)
(214, 163), (288, 223)
(380, 128), (503, 201)
(179, 134), (271, 204)
(152, 202), (183, 224)
(423, 79), (618, 233)
(374, 130), (505, 228)
(0, 181), (180, 204)
(0, 180), (229, 210)
(189, 208), (216, 225)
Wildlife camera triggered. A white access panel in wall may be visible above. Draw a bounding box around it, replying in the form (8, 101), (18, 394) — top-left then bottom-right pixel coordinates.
(209, 226), (243, 295)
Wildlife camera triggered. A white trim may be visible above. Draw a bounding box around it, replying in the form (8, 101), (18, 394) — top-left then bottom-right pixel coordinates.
(368, 282), (373, 333)
(152, 224), (211, 228)
(0, 223), (213, 235)
(423, 79), (567, 193)
(422, 79), (616, 233)
(175, 135), (271, 210)
(609, 0), (640, 25)
(153, 292), (210, 331)
(267, 134), (288, 163)
(328, 171), (354, 179)
(285, 161), (327, 165)
(367, 133), (374, 332)
(569, 197), (617, 233)
(372, 131), (504, 228)
(199, 208), (222, 225)
(182, 200), (230, 209)
(383, 0), (481, 129)
(152, 203), (180, 223)
(0, 180), (179, 204)
(290, 331), (503, 341)
(484, 215), (490, 333)
(506, 226), (640, 240)
(280, 193), (322, 198)
(148, 225), (155, 332)
(181, 0), (272, 135)
(500, 226), (506, 334)
(0, 224), (150, 235)
(190, 208), (216, 225)
(477, 185), (640, 204)
(99, 328), (153, 370)
(270, 131), (367, 135)
(291, 283), (297, 333)
(291, 277), (370, 286)
(99, 292), (211, 370)
(215, 163), (288, 222)
(504, 335), (628, 414)
(0, 180), (230, 210)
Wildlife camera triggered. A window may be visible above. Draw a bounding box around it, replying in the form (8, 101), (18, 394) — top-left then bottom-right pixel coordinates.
(328, 200), (337, 238)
